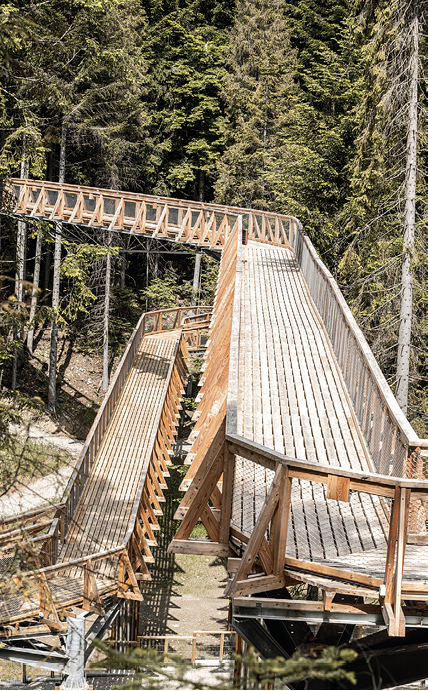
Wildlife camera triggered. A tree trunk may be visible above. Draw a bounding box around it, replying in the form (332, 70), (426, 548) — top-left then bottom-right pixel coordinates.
(11, 146), (29, 389)
(191, 253), (202, 307)
(44, 248), (52, 293)
(120, 254), (126, 288)
(395, 0), (418, 415)
(145, 239), (149, 312)
(48, 122), (67, 411)
(198, 169), (205, 202)
(27, 230), (43, 355)
(102, 233), (111, 392)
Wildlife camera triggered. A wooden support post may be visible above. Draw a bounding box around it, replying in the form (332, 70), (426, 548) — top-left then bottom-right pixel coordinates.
(272, 467), (291, 576)
(192, 633), (197, 664)
(383, 487), (410, 636)
(219, 445), (235, 544)
(384, 486), (401, 604)
(83, 559), (105, 616)
(225, 466), (281, 597)
(38, 573), (62, 630)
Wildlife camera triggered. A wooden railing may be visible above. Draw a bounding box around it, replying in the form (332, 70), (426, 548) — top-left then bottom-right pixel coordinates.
(289, 225), (428, 480)
(58, 306), (211, 535)
(138, 630), (235, 664)
(225, 434), (428, 637)
(7, 178), (295, 249)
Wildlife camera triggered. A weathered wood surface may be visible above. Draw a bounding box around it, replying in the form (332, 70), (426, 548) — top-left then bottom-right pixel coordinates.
(231, 242), (389, 566)
(0, 332), (182, 625)
(60, 334), (179, 568)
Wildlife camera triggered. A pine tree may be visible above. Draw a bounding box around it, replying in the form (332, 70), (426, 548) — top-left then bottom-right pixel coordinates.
(340, 0), (428, 423)
(141, 0), (231, 199)
(267, 0), (358, 248)
(215, 0), (295, 209)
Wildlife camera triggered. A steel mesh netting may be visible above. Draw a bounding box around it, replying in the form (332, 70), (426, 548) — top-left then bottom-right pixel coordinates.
(47, 189), (59, 207)
(145, 204), (158, 223)
(144, 314), (157, 334)
(369, 394), (385, 472)
(0, 575), (40, 621)
(162, 311), (180, 330)
(230, 457), (272, 538)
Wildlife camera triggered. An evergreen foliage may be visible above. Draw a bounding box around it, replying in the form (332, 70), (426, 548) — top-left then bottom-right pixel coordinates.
(0, 0), (427, 428)
(90, 639), (357, 689)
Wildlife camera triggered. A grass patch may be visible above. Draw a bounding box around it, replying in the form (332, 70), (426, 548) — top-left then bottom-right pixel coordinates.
(190, 521), (208, 539)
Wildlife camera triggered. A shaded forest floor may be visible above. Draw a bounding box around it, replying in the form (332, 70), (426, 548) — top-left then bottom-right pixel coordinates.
(139, 464), (230, 639)
(8, 328), (118, 438)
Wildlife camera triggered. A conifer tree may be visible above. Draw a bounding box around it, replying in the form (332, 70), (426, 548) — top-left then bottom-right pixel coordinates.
(267, 0), (358, 247)
(141, 0), (231, 199)
(215, 0), (295, 209)
(341, 0), (427, 421)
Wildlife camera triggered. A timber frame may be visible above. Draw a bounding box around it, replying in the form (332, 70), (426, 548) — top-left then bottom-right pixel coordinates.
(7, 178), (294, 250)
(4, 179), (428, 643)
(170, 216), (428, 639)
(0, 308), (206, 633)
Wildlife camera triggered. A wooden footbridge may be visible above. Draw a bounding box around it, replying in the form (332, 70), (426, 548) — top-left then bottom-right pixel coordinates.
(3, 178), (428, 687)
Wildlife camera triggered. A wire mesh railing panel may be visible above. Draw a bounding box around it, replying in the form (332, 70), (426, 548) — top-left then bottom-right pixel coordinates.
(139, 632), (236, 664)
(230, 458), (273, 538)
(379, 411), (395, 476)
(369, 395), (385, 472)
(162, 311), (179, 330)
(140, 637), (193, 661)
(289, 225), (423, 481)
(144, 314), (157, 334)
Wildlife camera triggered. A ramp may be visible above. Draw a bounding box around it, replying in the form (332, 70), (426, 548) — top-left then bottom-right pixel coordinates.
(4, 178), (428, 687)
(0, 324), (189, 629)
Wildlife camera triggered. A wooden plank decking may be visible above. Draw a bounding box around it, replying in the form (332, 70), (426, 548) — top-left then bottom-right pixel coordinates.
(0, 332), (180, 624)
(232, 242), (391, 567)
(60, 332), (179, 566)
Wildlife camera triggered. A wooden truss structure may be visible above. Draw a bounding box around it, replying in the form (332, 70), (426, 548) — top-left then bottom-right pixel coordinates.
(170, 217), (428, 639)
(4, 179), (428, 644)
(7, 178), (295, 249)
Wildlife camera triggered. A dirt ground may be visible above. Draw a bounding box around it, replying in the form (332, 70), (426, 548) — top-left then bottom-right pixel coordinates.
(139, 466), (230, 638)
(10, 329), (114, 439)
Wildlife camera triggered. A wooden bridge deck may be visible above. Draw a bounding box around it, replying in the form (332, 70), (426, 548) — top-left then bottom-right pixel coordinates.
(0, 331), (181, 625)
(60, 332), (179, 568)
(233, 243), (388, 560)
(231, 242), (428, 588)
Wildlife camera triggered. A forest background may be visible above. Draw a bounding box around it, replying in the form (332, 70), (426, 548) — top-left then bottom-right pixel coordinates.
(0, 0), (427, 437)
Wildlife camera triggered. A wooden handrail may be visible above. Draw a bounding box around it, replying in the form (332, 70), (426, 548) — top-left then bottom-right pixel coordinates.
(294, 231), (426, 448)
(226, 433), (428, 491)
(8, 178), (298, 225)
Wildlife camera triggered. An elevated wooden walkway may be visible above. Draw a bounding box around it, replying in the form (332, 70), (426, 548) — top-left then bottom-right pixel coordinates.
(3, 179), (428, 645)
(233, 241), (388, 559)
(0, 321), (191, 630)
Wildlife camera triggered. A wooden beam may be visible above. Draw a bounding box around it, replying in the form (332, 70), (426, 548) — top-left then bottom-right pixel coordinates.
(225, 466), (281, 597)
(219, 445), (235, 544)
(272, 466), (291, 576)
(168, 539), (234, 556)
(173, 441), (225, 540)
(234, 575), (287, 597)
